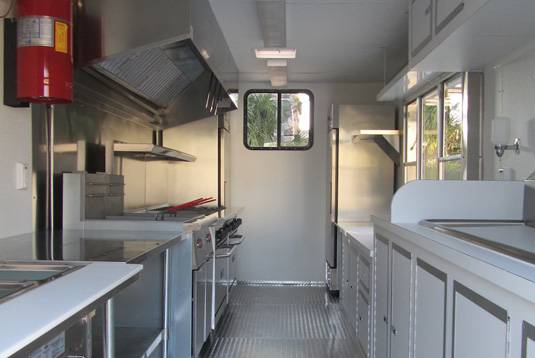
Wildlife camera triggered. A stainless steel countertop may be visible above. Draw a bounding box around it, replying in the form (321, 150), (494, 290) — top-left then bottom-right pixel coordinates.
(335, 221), (374, 257)
(0, 230), (185, 264)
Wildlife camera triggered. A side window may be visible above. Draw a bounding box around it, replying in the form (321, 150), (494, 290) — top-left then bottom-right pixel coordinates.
(244, 90), (313, 150)
(441, 75), (464, 180)
(403, 73), (468, 183)
(422, 90), (439, 180)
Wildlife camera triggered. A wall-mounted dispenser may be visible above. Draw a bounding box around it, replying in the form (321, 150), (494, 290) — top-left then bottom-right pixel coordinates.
(491, 117), (520, 158)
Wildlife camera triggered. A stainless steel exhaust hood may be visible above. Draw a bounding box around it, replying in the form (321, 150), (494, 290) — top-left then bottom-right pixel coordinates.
(75, 0), (238, 129)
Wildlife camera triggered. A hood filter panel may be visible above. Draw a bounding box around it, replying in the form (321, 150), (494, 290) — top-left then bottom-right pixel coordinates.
(94, 42), (205, 108)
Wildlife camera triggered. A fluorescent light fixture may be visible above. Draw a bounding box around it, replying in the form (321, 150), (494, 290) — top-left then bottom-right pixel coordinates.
(255, 48), (296, 59)
(270, 76), (287, 87)
(267, 59), (288, 67)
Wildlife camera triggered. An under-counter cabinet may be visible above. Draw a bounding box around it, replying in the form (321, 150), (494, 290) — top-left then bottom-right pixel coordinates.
(414, 258), (447, 358)
(452, 281), (508, 358)
(390, 244), (412, 358)
(373, 216), (535, 358)
(339, 228), (374, 357)
(357, 288), (371, 356)
(342, 235), (358, 330)
(374, 236), (389, 358)
(523, 321), (535, 358)
(410, 0), (433, 56)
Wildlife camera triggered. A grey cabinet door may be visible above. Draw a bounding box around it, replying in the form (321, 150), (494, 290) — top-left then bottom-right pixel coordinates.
(414, 259), (447, 358)
(342, 236), (351, 316)
(357, 289), (370, 357)
(349, 244), (359, 330)
(375, 236), (390, 358)
(411, 0), (433, 56)
(453, 281), (508, 358)
(390, 244), (412, 358)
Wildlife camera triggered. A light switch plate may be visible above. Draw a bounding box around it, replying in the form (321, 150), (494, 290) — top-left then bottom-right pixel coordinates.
(15, 162), (28, 190)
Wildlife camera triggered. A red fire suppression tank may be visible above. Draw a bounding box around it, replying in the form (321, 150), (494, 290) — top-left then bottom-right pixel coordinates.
(16, 0), (73, 103)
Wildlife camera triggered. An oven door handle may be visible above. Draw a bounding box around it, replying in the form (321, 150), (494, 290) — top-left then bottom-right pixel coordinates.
(216, 245), (237, 259)
(229, 234), (245, 246)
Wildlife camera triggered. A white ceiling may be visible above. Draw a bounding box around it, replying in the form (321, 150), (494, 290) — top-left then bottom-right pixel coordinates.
(209, 0), (409, 83)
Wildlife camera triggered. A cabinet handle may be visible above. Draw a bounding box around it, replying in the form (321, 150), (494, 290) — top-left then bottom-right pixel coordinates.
(358, 316), (363, 322)
(425, 5), (431, 15)
(391, 326), (398, 336)
(383, 316), (388, 323)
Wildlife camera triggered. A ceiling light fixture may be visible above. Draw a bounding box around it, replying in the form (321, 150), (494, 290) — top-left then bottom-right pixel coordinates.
(266, 59), (288, 67)
(255, 48), (296, 59)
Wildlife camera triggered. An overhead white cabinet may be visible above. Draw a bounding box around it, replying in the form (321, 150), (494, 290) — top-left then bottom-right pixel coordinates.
(410, 0), (433, 56)
(375, 236), (390, 358)
(390, 244), (412, 358)
(414, 259), (447, 358)
(453, 282), (508, 358)
(435, 0), (464, 33)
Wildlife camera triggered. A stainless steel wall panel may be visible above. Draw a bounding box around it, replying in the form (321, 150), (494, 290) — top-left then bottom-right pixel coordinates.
(32, 70), (169, 232)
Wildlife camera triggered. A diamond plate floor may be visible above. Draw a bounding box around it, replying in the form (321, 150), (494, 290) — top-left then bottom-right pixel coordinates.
(203, 285), (363, 358)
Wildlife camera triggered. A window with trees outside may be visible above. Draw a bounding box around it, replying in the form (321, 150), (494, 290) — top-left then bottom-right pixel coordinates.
(402, 74), (466, 183)
(244, 90), (313, 150)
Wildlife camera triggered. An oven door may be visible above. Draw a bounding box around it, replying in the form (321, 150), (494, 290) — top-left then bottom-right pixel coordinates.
(214, 245), (236, 324)
(227, 234), (244, 292)
(192, 266), (206, 358)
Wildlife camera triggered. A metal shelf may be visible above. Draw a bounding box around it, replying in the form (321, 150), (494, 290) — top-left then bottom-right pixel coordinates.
(114, 327), (164, 358)
(113, 143), (196, 162)
(352, 130), (400, 165)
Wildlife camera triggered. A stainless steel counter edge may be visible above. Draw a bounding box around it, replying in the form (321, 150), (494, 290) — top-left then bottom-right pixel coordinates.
(335, 222), (374, 257)
(125, 234), (189, 264)
(371, 216), (535, 302)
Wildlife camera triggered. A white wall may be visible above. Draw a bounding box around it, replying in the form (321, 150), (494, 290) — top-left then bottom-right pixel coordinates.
(0, 20), (33, 238)
(230, 82), (383, 282)
(483, 43), (535, 180)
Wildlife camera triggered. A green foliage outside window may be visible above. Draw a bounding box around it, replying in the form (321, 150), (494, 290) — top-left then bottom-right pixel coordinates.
(245, 91), (312, 150)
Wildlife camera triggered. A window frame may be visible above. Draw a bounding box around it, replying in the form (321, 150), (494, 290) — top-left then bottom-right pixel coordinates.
(243, 89), (314, 151)
(402, 73), (468, 183)
(438, 74), (465, 180)
(403, 100), (419, 183)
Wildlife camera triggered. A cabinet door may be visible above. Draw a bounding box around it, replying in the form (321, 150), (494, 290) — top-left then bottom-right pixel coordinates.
(435, 0), (464, 33)
(359, 254), (371, 294)
(414, 259), (447, 358)
(342, 236), (350, 314)
(411, 0), (433, 56)
(349, 244), (359, 330)
(375, 236), (390, 358)
(453, 281), (509, 358)
(522, 321), (535, 358)
(357, 289), (370, 357)
(390, 244), (412, 358)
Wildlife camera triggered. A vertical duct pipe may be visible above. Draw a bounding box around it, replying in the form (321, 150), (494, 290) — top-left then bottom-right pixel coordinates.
(45, 105), (55, 259)
(152, 129), (163, 146)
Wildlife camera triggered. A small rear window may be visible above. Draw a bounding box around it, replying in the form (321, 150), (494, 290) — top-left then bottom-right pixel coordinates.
(244, 90), (313, 150)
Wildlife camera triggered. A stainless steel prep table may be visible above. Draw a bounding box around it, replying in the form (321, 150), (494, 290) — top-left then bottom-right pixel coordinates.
(0, 230), (192, 358)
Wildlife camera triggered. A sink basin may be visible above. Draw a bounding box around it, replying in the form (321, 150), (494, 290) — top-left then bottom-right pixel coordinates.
(420, 220), (535, 265)
(0, 262), (83, 304)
